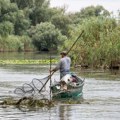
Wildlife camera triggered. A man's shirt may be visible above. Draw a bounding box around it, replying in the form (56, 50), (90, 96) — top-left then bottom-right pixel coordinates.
(55, 56), (71, 72)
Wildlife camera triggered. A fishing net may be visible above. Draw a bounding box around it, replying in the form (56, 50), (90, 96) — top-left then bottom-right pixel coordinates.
(14, 74), (52, 97)
(13, 74), (54, 111)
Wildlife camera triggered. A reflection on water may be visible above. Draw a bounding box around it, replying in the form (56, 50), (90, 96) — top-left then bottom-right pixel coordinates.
(0, 52), (58, 60)
(0, 64), (120, 119)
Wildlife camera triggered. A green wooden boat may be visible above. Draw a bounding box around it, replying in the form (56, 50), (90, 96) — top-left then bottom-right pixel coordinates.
(50, 74), (85, 100)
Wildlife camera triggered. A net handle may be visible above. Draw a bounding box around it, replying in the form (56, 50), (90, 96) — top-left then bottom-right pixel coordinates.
(39, 72), (54, 93)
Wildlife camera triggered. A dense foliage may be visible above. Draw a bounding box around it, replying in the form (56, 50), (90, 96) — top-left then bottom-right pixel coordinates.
(0, 0), (68, 52)
(64, 16), (120, 68)
(0, 0), (120, 68)
(29, 22), (67, 51)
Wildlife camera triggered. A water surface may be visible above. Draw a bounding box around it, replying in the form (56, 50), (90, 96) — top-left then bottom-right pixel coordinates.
(0, 64), (120, 120)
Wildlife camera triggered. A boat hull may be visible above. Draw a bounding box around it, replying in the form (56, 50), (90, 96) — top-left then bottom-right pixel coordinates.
(51, 75), (84, 100)
(52, 87), (83, 99)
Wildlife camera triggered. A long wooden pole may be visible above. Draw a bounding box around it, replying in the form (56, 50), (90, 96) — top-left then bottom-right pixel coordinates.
(39, 30), (84, 93)
(66, 30), (84, 55)
(50, 52), (52, 100)
(39, 72), (54, 93)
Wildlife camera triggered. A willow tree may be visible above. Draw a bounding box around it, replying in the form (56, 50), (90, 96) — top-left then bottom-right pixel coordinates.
(68, 5), (110, 25)
(51, 14), (72, 37)
(10, 0), (34, 9)
(0, 0), (30, 36)
(29, 22), (67, 51)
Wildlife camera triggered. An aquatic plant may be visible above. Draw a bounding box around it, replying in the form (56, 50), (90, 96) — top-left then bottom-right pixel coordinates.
(0, 97), (54, 111)
(0, 59), (58, 65)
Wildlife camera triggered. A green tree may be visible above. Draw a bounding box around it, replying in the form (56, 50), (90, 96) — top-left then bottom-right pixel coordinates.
(0, 21), (14, 36)
(20, 35), (32, 51)
(0, 0), (30, 36)
(69, 5), (110, 24)
(29, 0), (50, 25)
(51, 14), (72, 36)
(14, 10), (30, 35)
(29, 22), (67, 51)
(10, 0), (34, 9)
(78, 5), (110, 18)
(0, 0), (18, 23)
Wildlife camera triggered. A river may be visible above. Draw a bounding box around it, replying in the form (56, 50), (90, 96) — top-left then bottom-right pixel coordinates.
(0, 52), (120, 120)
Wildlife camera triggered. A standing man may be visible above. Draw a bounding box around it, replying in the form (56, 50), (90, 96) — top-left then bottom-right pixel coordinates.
(50, 51), (71, 79)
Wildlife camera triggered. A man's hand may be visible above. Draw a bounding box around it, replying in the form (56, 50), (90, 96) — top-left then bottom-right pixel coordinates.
(49, 69), (54, 73)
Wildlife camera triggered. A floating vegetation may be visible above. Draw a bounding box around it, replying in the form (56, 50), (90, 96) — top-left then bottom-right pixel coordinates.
(0, 97), (54, 111)
(0, 97), (85, 111)
(0, 59), (58, 65)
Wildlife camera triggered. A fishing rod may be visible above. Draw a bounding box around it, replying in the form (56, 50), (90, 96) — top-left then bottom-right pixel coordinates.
(38, 30), (84, 93)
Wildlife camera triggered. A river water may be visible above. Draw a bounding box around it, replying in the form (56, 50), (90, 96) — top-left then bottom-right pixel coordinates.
(0, 52), (120, 120)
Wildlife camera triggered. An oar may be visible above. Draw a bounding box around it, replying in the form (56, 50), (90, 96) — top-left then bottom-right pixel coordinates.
(39, 30), (84, 93)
